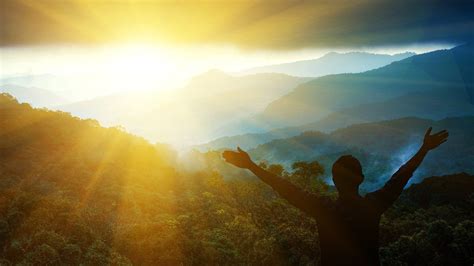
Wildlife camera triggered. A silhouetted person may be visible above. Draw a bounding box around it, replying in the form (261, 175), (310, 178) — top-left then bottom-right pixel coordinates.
(223, 127), (448, 266)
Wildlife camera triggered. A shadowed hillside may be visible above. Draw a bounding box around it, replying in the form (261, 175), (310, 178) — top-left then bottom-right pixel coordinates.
(400, 172), (474, 207)
(379, 172), (474, 266)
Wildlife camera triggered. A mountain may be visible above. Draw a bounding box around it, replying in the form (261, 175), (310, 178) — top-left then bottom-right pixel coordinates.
(241, 52), (415, 77)
(251, 43), (473, 129)
(246, 116), (474, 191)
(58, 71), (311, 146)
(0, 84), (66, 107)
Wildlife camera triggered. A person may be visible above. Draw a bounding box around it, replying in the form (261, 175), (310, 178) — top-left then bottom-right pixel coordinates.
(223, 127), (448, 266)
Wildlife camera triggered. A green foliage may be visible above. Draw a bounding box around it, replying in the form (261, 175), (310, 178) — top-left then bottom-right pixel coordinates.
(380, 219), (474, 266)
(60, 244), (82, 265)
(290, 161), (327, 194)
(22, 244), (60, 266)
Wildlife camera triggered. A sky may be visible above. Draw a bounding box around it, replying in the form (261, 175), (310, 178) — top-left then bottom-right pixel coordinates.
(0, 0), (472, 100)
(1, 0), (472, 49)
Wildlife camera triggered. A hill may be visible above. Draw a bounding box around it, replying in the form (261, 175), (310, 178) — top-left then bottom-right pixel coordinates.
(241, 51), (415, 77)
(0, 93), (177, 186)
(246, 117), (474, 191)
(0, 93), (472, 265)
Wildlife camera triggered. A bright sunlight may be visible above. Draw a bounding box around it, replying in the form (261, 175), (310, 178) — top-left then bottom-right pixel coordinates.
(103, 44), (173, 91)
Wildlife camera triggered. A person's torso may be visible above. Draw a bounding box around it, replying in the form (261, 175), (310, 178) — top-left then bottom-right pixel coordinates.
(316, 196), (382, 266)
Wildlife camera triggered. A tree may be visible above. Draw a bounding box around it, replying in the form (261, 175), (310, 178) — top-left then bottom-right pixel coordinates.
(290, 161), (327, 193)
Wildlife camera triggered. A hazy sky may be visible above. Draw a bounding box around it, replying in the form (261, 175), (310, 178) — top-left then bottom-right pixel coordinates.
(0, 42), (453, 100)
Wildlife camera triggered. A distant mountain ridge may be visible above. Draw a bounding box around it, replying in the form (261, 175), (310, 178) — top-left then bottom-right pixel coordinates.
(238, 43), (473, 131)
(241, 51), (415, 77)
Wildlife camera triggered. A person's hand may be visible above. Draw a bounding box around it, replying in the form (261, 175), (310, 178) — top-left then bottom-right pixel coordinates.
(422, 127), (449, 151)
(222, 147), (254, 169)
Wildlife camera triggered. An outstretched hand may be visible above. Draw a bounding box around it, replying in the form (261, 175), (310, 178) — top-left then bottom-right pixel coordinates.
(222, 147), (255, 169)
(422, 127), (449, 151)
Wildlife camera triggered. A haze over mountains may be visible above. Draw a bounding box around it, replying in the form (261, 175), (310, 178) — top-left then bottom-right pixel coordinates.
(2, 45), (473, 150)
(241, 52), (415, 77)
(56, 71), (311, 146)
(0, 84), (66, 107)
(0, 74), (116, 102)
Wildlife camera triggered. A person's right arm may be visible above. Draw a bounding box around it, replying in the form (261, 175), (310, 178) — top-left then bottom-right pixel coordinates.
(368, 127), (448, 212)
(223, 148), (324, 218)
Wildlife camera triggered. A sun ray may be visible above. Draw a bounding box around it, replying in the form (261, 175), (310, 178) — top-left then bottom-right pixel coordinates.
(17, 0), (103, 43)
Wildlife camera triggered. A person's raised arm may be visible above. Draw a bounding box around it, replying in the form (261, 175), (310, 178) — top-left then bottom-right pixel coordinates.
(369, 127), (448, 211)
(223, 147), (324, 218)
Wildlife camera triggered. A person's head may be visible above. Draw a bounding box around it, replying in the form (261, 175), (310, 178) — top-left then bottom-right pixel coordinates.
(332, 155), (364, 194)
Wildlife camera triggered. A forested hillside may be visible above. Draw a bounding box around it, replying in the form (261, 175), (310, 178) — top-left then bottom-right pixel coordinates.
(0, 94), (472, 265)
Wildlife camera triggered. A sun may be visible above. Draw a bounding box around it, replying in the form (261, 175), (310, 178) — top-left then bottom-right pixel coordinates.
(104, 43), (173, 91)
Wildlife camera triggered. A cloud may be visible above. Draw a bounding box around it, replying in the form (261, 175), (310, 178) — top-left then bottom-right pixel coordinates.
(1, 0), (473, 49)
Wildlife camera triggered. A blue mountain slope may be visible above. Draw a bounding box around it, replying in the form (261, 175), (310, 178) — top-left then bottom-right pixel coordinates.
(255, 43), (473, 128)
